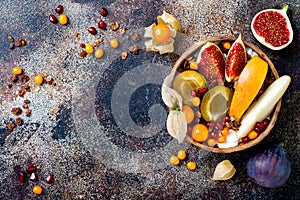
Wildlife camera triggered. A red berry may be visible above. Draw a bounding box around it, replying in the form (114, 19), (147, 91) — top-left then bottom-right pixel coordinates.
(216, 122), (224, 130)
(46, 174), (54, 184)
(100, 8), (108, 16)
(224, 115), (231, 122)
(255, 122), (265, 133)
(263, 119), (270, 126)
(98, 20), (106, 30)
(18, 172), (26, 182)
(198, 88), (207, 95)
(242, 136), (250, 143)
(190, 90), (198, 97)
(210, 132), (219, 139)
(27, 165), (36, 173)
(88, 27), (97, 35)
(49, 14), (58, 23)
(55, 5), (64, 14)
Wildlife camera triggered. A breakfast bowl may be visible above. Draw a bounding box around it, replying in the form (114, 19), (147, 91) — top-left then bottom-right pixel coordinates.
(162, 36), (288, 153)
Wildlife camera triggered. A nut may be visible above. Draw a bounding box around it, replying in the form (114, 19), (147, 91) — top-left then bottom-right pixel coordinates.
(25, 109), (31, 117)
(119, 27), (126, 35)
(121, 52), (128, 60)
(7, 36), (14, 42)
(129, 45), (139, 55)
(11, 107), (22, 116)
(109, 22), (119, 31)
(7, 122), (15, 131)
(79, 50), (87, 58)
(15, 117), (23, 126)
(132, 33), (141, 42)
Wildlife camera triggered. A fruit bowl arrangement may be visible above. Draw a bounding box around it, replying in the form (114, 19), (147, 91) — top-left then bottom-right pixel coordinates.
(162, 36), (291, 153)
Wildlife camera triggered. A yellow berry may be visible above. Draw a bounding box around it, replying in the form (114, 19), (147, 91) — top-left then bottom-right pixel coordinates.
(34, 75), (44, 85)
(95, 48), (104, 58)
(169, 155), (180, 165)
(152, 23), (171, 44)
(12, 66), (23, 75)
(207, 138), (217, 147)
(32, 185), (43, 195)
(223, 41), (231, 50)
(110, 38), (119, 48)
(189, 61), (198, 70)
(177, 150), (187, 160)
(191, 97), (201, 107)
(59, 14), (68, 25)
(186, 161), (197, 170)
(85, 44), (94, 54)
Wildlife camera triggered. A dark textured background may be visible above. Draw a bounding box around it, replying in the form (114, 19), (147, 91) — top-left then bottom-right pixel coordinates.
(0, 0), (299, 199)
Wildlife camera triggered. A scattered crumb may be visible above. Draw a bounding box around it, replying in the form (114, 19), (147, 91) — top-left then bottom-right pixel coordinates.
(121, 52), (128, 60)
(129, 45), (139, 55)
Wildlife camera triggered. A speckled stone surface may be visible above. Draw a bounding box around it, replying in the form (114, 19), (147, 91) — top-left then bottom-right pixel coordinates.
(0, 0), (299, 199)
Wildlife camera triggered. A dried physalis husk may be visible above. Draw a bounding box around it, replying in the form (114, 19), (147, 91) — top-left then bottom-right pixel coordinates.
(161, 72), (182, 109)
(213, 160), (236, 180)
(166, 110), (187, 143)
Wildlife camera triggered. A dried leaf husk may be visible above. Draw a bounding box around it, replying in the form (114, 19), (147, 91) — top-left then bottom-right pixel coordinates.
(166, 110), (187, 143)
(161, 72), (182, 109)
(213, 160), (236, 180)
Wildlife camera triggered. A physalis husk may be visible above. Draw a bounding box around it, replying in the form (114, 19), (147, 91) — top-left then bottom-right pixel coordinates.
(212, 160), (236, 180)
(144, 11), (180, 54)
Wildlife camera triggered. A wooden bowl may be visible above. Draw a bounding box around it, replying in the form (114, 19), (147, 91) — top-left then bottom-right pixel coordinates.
(172, 36), (281, 153)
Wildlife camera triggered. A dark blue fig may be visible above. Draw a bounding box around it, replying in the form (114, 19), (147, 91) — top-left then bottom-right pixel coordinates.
(247, 144), (291, 188)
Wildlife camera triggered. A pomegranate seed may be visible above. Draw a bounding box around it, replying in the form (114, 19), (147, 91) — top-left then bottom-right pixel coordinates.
(100, 8), (108, 16)
(205, 121), (211, 127)
(216, 122), (224, 130)
(88, 27), (97, 35)
(18, 172), (26, 182)
(98, 20), (106, 30)
(255, 122), (265, 133)
(242, 137), (250, 143)
(210, 132), (219, 139)
(198, 88), (207, 95)
(55, 5), (64, 14)
(224, 115), (231, 122)
(30, 172), (38, 181)
(190, 90), (198, 97)
(27, 165), (36, 173)
(46, 174), (54, 184)
(263, 119), (270, 126)
(49, 14), (58, 23)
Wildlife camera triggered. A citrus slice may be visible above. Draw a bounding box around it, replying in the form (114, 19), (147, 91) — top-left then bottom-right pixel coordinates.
(173, 70), (207, 106)
(157, 11), (181, 31)
(200, 85), (233, 122)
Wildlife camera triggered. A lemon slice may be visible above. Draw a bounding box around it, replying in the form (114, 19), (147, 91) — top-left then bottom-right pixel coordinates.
(200, 85), (233, 122)
(157, 11), (181, 31)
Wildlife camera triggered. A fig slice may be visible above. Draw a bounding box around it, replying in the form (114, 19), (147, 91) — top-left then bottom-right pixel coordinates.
(225, 34), (247, 82)
(251, 5), (293, 50)
(196, 42), (225, 88)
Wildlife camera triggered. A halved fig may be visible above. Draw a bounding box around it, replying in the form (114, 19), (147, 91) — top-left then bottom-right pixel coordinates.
(225, 34), (247, 82)
(196, 42), (225, 88)
(251, 5), (293, 50)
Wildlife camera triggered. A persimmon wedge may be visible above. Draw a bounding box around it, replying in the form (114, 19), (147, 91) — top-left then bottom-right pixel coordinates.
(229, 56), (268, 122)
